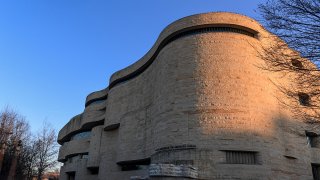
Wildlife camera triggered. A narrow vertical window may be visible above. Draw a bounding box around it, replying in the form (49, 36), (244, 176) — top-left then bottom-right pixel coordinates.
(306, 131), (318, 148)
(312, 164), (320, 180)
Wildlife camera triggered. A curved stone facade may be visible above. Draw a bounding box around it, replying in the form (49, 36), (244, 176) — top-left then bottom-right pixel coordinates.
(58, 12), (319, 180)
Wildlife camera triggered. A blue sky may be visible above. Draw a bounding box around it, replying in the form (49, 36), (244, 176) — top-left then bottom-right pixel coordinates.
(0, 0), (265, 133)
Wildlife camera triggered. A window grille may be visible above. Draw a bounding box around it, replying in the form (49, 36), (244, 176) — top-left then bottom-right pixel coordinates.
(168, 26), (256, 45)
(225, 151), (257, 164)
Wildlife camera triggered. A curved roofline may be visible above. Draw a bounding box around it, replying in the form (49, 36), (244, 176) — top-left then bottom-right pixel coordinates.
(108, 24), (258, 90)
(62, 12), (265, 140)
(108, 12), (262, 85)
(83, 12), (263, 107)
(170, 11), (261, 26)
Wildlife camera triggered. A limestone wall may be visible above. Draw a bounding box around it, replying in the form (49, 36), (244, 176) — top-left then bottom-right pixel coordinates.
(58, 12), (319, 180)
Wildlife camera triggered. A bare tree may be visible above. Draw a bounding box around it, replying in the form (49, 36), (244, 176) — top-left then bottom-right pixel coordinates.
(259, 0), (320, 63)
(0, 107), (31, 180)
(18, 139), (39, 180)
(34, 122), (58, 180)
(8, 116), (29, 180)
(0, 107), (16, 174)
(258, 0), (320, 121)
(0, 107), (59, 180)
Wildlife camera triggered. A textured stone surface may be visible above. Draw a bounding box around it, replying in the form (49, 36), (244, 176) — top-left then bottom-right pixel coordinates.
(58, 12), (318, 180)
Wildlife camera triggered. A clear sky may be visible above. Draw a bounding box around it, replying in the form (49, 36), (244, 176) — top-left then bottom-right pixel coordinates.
(0, 0), (266, 133)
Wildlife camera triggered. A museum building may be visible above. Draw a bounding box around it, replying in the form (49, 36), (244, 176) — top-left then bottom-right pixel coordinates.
(58, 12), (320, 180)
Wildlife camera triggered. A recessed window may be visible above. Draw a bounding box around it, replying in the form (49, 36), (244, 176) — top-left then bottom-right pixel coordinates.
(68, 157), (73, 163)
(121, 165), (140, 171)
(291, 59), (303, 68)
(104, 123), (120, 131)
(298, 93), (310, 106)
(312, 164), (320, 180)
(117, 158), (150, 171)
(86, 96), (107, 107)
(90, 99), (106, 106)
(306, 131), (319, 148)
(70, 131), (91, 141)
(224, 151), (258, 164)
(80, 154), (89, 159)
(88, 167), (99, 175)
(66, 172), (75, 180)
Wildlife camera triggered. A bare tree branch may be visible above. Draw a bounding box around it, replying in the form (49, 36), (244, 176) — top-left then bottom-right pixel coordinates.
(258, 0), (320, 123)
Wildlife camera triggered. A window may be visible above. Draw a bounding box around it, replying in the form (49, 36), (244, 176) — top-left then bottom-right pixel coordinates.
(67, 172), (75, 180)
(86, 96), (107, 107)
(298, 93), (310, 106)
(88, 167), (99, 175)
(70, 131), (91, 141)
(121, 165), (140, 171)
(104, 123), (120, 131)
(312, 164), (320, 180)
(117, 158), (150, 171)
(306, 131), (318, 148)
(291, 59), (303, 68)
(90, 99), (106, 106)
(80, 154), (89, 159)
(225, 151), (258, 164)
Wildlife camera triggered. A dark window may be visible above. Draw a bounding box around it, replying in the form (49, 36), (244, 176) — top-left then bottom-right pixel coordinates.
(225, 151), (257, 164)
(312, 164), (320, 180)
(291, 59), (303, 68)
(167, 27), (256, 46)
(117, 158), (150, 171)
(104, 123), (120, 131)
(66, 172), (75, 180)
(121, 165), (140, 171)
(284, 155), (297, 160)
(68, 157), (73, 163)
(306, 131), (319, 148)
(88, 167), (99, 175)
(120, 164), (150, 171)
(298, 93), (310, 106)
